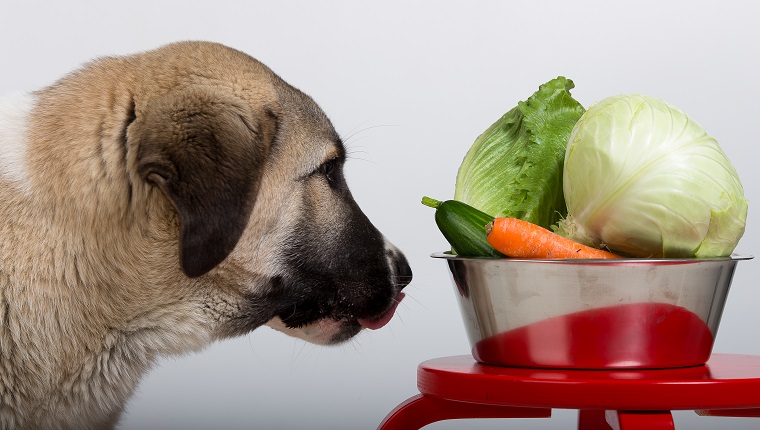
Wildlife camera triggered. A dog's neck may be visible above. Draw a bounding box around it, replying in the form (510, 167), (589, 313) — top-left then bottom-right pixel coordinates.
(0, 92), (219, 428)
(0, 93), (34, 193)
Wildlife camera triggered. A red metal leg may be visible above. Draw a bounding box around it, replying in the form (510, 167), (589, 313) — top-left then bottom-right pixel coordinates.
(605, 411), (674, 430)
(578, 410), (613, 430)
(696, 408), (760, 417)
(376, 393), (551, 430)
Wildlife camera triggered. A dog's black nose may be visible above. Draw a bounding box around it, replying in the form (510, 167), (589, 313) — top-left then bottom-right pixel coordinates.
(392, 252), (413, 291)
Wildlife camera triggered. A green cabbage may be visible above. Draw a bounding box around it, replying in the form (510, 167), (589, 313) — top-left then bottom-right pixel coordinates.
(555, 94), (748, 258)
(454, 77), (585, 229)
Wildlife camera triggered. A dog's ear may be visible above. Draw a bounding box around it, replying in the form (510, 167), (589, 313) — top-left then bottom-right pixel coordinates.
(134, 87), (277, 277)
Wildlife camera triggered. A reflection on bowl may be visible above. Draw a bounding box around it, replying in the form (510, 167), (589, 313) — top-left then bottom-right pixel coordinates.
(434, 253), (753, 369)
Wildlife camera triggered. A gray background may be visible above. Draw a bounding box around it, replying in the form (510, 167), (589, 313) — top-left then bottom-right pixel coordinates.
(2, 1), (758, 429)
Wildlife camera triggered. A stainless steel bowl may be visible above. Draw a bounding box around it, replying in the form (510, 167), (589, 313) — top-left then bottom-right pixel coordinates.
(435, 253), (753, 369)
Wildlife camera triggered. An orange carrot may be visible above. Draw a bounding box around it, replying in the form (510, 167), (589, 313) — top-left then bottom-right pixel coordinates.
(485, 217), (621, 259)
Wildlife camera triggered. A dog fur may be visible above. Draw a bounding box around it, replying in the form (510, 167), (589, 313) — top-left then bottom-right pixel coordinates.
(0, 41), (411, 429)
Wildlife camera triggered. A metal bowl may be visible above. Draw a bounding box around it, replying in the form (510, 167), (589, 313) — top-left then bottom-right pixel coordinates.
(435, 253), (753, 369)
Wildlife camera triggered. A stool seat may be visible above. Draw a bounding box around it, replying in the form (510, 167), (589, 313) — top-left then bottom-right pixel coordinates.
(378, 354), (760, 429)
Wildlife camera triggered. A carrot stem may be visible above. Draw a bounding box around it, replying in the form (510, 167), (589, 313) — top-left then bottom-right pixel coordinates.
(486, 217), (621, 259)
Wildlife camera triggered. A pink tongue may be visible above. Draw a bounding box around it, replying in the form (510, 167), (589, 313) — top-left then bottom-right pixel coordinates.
(358, 293), (405, 330)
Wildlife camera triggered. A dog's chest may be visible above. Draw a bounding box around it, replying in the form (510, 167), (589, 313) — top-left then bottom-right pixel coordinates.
(0, 93), (33, 191)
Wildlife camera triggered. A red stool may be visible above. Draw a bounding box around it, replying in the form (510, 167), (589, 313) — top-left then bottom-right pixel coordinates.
(378, 354), (760, 429)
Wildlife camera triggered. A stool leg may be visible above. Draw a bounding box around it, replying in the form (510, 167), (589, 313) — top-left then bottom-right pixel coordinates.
(578, 410), (612, 430)
(696, 408), (760, 417)
(605, 411), (675, 430)
(377, 394), (551, 430)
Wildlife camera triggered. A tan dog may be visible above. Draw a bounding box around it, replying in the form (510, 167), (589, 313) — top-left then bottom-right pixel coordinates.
(0, 41), (411, 429)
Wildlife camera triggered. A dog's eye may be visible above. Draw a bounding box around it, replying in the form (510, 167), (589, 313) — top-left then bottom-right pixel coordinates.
(317, 159), (336, 182)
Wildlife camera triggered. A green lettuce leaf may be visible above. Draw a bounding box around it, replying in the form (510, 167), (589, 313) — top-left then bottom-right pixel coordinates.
(454, 76), (585, 229)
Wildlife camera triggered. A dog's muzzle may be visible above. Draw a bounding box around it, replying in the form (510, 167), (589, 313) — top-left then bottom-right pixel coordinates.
(356, 241), (411, 330)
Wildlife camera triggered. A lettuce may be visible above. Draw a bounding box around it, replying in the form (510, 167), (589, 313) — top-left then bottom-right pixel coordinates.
(454, 77), (585, 229)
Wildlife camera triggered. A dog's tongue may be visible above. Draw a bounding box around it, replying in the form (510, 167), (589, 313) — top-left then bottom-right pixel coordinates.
(358, 293), (405, 330)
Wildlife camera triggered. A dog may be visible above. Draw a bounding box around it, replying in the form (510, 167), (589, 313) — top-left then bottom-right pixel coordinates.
(0, 41), (411, 429)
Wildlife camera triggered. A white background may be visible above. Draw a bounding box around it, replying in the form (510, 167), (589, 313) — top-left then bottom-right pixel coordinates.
(2, 1), (759, 429)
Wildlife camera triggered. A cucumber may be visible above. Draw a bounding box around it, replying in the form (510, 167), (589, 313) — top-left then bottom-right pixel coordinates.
(422, 196), (505, 258)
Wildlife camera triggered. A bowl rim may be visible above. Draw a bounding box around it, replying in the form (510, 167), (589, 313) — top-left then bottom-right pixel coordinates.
(431, 252), (754, 264)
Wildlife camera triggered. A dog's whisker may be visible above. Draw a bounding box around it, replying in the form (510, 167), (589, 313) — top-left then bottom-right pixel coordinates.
(391, 313), (405, 329)
(343, 135), (372, 149)
(398, 290), (428, 311)
(345, 336), (363, 351)
(341, 123), (400, 166)
(247, 334), (258, 356)
(291, 339), (308, 367)
(344, 151), (375, 163)
(343, 145), (379, 167)
(340, 118), (375, 141)
(340, 122), (399, 146)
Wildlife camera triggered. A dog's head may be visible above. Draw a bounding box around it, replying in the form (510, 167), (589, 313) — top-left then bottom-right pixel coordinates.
(0, 41), (412, 428)
(119, 42), (410, 345)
